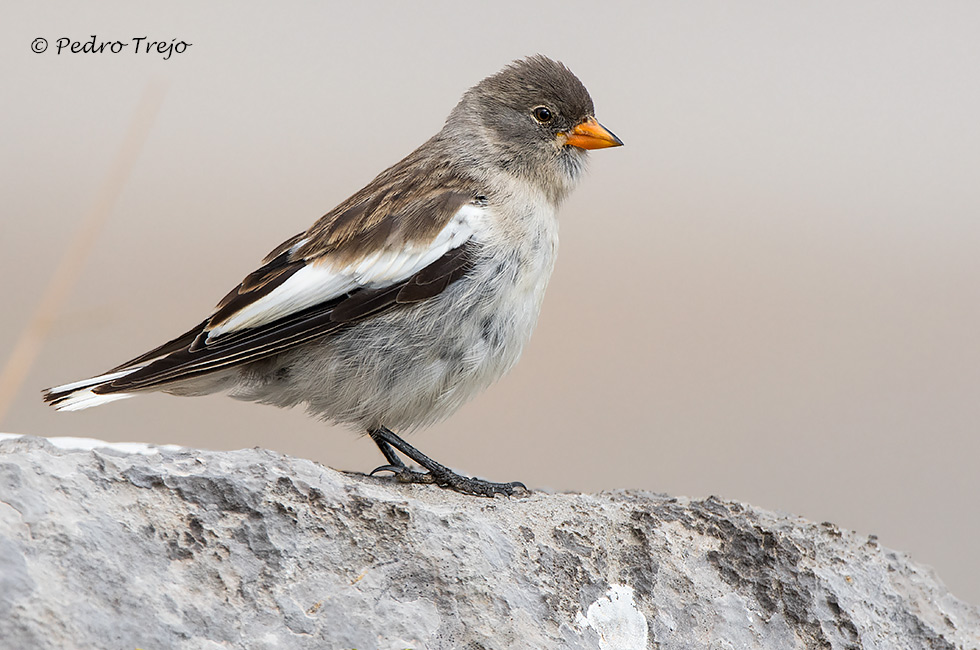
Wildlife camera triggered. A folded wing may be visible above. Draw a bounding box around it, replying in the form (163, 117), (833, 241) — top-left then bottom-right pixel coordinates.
(45, 153), (485, 407)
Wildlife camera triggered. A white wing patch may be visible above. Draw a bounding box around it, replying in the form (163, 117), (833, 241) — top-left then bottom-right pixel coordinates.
(205, 203), (486, 340)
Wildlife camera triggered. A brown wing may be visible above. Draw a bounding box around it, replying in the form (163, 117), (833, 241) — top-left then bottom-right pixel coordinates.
(90, 241), (477, 394)
(86, 135), (483, 393)
(203, 138), (476, 334)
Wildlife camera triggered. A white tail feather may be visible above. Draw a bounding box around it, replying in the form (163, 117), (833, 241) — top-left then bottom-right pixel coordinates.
(48, 369), (141, 394)
(46, 368), (144, 411)
(54, 390), (135, 411)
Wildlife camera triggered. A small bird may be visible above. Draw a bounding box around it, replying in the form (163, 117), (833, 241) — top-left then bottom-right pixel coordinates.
(44, 55), (623, 496)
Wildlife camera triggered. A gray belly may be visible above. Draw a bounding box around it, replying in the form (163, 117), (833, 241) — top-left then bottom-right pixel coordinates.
(231, 242), (556, 432)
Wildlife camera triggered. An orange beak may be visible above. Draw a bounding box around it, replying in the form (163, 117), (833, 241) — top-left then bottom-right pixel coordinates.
(565, 116), (624, 150)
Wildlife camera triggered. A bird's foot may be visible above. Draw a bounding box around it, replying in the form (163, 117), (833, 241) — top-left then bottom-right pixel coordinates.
(370, 463), (527, 497)
(368, 425), (528, 497)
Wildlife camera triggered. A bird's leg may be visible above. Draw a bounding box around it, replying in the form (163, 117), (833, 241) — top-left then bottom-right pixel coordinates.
(369, 429), (406, 468)
(368, 425), (527, 498)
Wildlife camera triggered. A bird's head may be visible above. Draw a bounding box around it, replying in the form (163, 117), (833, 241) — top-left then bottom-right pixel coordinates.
(444, 55), (623, 203)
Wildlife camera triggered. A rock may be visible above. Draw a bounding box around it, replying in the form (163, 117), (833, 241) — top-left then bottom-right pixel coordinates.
(0, 434), (977, 650)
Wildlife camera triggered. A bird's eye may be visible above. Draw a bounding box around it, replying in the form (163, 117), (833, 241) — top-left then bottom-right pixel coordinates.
(532, 106), (553, 123)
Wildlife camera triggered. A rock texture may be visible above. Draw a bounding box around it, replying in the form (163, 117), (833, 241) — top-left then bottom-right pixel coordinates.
(1, 434), (977, 650)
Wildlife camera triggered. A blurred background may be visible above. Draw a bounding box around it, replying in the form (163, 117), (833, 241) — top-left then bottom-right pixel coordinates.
(3, 2), (978, 605)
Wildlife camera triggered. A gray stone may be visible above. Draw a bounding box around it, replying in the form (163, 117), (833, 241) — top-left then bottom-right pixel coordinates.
(0, 434), (977, 649)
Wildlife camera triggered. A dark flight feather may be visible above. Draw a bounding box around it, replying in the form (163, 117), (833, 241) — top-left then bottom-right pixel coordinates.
(49, 85), (489, 401)
(89, 243), (478, 394)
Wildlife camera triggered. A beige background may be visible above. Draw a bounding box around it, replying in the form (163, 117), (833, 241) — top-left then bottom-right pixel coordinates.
(3, 2), (978, 606)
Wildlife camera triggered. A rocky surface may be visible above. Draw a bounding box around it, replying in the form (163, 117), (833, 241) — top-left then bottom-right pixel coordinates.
(1, 434), (977, 650)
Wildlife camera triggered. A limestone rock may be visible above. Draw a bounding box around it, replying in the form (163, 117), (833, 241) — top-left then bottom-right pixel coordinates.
(1, 434), (977, 649)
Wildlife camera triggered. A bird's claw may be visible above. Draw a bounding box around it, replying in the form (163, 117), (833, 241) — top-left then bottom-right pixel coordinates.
(370, 464), (437, 484)
(369, 464), (407, 477)
(370, 463), (527, 497)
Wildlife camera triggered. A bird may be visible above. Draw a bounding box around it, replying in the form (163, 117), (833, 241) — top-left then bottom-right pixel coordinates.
(43, 55), (623, 497)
